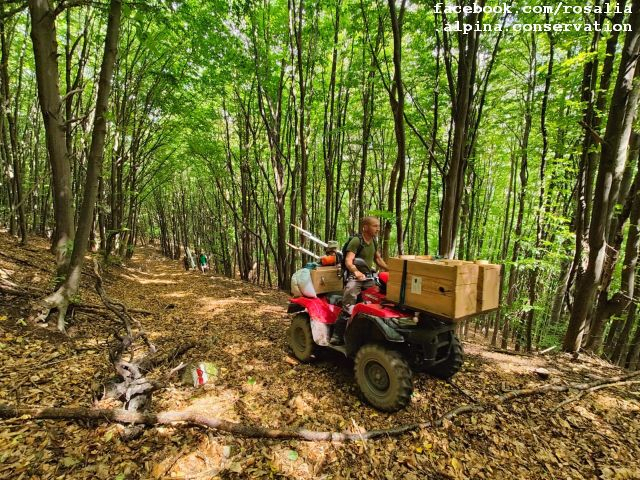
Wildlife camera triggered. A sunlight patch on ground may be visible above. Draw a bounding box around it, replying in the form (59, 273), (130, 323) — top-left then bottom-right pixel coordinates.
(593, 392), (640, 413)
(195, 297), (257, 315)
(253, 304), (287, 316)
(121, 273), (177, 285)
(187, 388), (240, 420)
(463, 343), (547, 374)
(151, 435), (230, 479)
(224, 343), (252, 356)
(269, 445), (315, 478)
(122, 266), (185, 279)
(160, 291), (193, 299)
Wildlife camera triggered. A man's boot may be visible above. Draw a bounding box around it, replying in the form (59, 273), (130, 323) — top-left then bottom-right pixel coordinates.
(330, 313), (348, 345)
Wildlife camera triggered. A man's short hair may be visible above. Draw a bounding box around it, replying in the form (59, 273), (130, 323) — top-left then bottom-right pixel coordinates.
(361, 216), (379, 230)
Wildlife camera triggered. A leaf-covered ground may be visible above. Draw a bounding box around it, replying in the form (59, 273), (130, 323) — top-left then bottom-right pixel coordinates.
(1, 232), (639, 479)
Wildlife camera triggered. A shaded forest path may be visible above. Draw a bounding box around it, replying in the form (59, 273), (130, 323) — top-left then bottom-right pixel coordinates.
(1, 234), (639, 479)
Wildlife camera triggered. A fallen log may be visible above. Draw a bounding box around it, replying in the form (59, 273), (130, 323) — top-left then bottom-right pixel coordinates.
(2, 370), (638, 442)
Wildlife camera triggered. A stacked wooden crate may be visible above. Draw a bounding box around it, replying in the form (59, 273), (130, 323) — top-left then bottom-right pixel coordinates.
(386, 257), (501, 320)
(474, 261), (501, 312)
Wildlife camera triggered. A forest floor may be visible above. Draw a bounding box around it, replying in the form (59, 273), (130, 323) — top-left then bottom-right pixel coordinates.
(0, 232), (639, 479)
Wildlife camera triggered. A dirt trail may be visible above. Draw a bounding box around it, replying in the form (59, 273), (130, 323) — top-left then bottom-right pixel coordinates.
(1, 235), (639, 479)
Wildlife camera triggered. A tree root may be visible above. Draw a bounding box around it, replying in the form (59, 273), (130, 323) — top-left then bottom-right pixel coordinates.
(2, 370), (638, 442)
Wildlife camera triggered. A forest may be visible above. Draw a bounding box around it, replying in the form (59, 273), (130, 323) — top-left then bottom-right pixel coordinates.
(1, 0), (640, 478)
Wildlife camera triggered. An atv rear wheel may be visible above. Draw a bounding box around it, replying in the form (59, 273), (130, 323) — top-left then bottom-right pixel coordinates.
(429, 335), (464, 379)
(354, 344), (413, 412)
(289, 314), (315, 362)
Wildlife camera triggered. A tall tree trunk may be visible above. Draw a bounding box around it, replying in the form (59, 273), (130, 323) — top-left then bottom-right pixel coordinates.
(40, 0), (122, 332)
(28, 0), (75, 275)
(0, 14), (27, 244)
(438, 4), (482, 258)
(525, 27), (553, 352)
(502, 35), (535, 349)
(387, 0), (407, 255)
(586, 134), (640, 352)
(563, 2), (640, 352)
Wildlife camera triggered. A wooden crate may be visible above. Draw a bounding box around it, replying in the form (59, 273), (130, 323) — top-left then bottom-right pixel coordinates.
(431, 259), (502, 312)
(476, 263), (501, 312)
(310, 266), (343, 294)
(386, 258), (478, 319)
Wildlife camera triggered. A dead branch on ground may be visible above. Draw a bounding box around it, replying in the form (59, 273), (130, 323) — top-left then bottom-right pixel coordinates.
(2, 370), (638, 442)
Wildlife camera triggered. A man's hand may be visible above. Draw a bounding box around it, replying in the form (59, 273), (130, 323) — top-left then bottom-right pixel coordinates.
(354, 271), (366, 281)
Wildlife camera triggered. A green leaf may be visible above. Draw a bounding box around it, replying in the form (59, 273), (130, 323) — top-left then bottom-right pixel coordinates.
(115, 474), (126, 480)
(247, 377), (256, 385)
(287, 450), (299, 461)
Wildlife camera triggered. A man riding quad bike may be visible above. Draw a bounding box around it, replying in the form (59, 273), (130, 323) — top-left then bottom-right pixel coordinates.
(287, 260), (464, 412)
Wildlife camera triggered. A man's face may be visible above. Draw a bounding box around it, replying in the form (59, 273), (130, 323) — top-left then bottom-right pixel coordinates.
(364, 220), (380, 237)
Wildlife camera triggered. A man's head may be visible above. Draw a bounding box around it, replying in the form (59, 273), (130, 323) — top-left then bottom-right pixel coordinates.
(361, 216), (380, 237)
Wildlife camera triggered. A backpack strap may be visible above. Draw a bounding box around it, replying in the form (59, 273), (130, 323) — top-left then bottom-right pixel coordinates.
(354, 234), (365, 258)
(355, 234), (378, 258)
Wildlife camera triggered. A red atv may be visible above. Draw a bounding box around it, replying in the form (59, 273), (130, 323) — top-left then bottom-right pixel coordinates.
(287, 269), (463, 412)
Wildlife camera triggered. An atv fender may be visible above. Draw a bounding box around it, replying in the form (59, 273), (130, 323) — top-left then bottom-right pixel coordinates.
(345, 314), (404, 356)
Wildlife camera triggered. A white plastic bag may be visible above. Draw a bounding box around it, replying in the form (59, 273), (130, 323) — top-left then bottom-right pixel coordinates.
(291, 268), (317, 298)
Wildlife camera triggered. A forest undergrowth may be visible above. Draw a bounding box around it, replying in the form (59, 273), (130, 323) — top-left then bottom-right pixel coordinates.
(1, 232), (639, 479)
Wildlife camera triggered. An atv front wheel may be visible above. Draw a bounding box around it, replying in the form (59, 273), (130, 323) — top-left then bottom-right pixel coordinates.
(354, 344), (413, 412)
(288, 314), (315, 362)
(429, 335), (464, 379)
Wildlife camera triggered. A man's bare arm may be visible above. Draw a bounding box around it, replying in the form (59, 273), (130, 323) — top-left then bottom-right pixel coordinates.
(345, 251), (366, 280)
(375, 252), (388, 271)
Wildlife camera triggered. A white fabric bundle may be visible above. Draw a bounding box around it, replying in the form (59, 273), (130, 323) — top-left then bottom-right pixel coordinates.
(290, 268), (317, 298)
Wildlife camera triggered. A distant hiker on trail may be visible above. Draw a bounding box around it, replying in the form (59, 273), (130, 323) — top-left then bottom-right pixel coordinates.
(199, 252), (208, 273)
(330, 216), (388, 346)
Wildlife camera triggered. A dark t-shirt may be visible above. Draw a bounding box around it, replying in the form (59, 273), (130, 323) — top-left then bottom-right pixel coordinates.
(346, 236), (376, 270)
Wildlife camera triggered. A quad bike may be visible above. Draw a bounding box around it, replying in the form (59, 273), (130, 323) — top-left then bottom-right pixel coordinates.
(287, 260), (463, 412)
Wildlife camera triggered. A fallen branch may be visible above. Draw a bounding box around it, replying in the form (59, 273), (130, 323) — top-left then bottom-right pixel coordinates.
(0, 251), (51, 274)
(554, 379), (640, 411)
(2, 370), (638, 441)
(538, 346), (557, 355)
(0, 281), (45, 297)
(489, 347), (534, 357)
(0, 403), (430, 441)
(70, 303), (153, 316)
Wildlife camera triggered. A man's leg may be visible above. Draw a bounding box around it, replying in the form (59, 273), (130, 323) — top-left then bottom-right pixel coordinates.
(330, 278), (373, 345)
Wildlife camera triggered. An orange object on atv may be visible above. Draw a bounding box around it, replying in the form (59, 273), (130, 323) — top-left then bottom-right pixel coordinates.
(319, 254), (337, 266)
